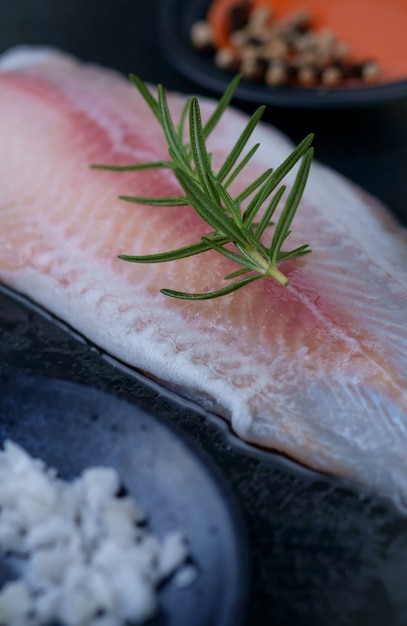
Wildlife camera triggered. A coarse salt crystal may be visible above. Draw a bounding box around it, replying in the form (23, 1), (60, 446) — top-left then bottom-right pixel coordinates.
(0, 580), (33, 624)
(0, 441), (194, 626)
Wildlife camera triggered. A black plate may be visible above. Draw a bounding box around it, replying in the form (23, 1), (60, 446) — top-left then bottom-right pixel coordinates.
(158, 0), (407, 109)
(4, 285), (407, 626)
(0, 369), (250, 626)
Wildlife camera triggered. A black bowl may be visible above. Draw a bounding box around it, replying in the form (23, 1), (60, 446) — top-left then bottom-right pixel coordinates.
(158, 0), (407, 109)
(0, 369), (250, 626)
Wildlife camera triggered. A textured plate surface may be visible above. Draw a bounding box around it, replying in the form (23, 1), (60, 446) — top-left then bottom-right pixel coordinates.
(158, 0), (407, 109)
(3, 273), (407, 626)
(0, 369), (250, 626)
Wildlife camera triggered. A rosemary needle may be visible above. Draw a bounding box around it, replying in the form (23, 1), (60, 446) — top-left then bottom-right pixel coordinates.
(92, 75), (313, 300)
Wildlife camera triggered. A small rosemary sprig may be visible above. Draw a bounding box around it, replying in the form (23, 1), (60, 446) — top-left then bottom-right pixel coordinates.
(92, 74), (313, 300)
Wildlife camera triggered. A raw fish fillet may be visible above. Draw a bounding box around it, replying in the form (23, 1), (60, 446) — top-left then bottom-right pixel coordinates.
(0, 48), (406, 505)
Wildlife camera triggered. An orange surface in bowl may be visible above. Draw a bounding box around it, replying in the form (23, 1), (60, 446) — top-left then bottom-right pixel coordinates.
(207, 0), (407, 82)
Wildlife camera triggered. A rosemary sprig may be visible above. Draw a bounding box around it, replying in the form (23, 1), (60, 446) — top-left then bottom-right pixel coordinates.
(92, 75), (313, 300)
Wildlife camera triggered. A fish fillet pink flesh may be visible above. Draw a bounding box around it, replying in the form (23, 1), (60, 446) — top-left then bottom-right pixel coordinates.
(0, 47), (406, 505)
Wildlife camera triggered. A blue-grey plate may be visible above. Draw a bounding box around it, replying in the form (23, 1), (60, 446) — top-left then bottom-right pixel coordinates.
(0, 369), (250, 626)
(158, 0), (407, 109)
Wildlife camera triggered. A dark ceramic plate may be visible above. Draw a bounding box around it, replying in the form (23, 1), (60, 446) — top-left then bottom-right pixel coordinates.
(0, 369), (250, 626)
(158, 0), (407, 109)
(4, 286), (407, 625)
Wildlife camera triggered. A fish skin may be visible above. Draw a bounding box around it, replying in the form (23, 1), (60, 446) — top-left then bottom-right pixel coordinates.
(0, 47), (406, 505)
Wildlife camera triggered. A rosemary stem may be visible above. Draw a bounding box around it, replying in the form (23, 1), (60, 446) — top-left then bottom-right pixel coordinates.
(247, 248), (270, 273)
(94, 75), (312, 300)
(266, 264), (289, 286)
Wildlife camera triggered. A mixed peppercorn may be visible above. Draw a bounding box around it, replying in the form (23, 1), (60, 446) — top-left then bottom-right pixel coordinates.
(191, 0), (381, 88)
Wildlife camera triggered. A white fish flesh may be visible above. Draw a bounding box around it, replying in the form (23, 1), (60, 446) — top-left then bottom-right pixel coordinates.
(0, 47), (406, 505)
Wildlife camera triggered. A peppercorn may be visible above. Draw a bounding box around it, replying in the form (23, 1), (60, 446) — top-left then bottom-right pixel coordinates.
(361, 60), (381, 83)
(214, 47), (242, 73)
(190, 20), (215, 54)
(241, 56), (268, 81)
(228, 0), (251, 33)
(297, 63), (318, 86)
(265, 59), (288, 86)
(321, 64), (343, 87)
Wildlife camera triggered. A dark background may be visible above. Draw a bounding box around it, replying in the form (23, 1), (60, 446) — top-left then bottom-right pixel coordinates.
(1, 1), (407, 625)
